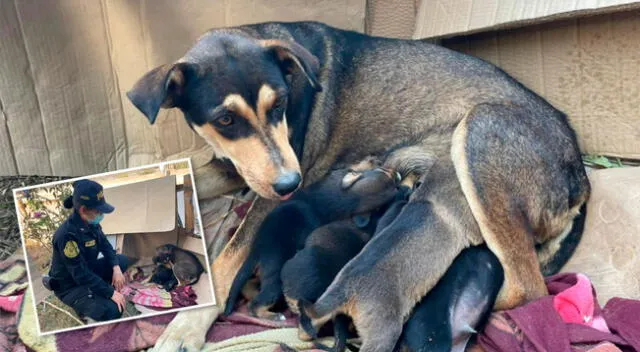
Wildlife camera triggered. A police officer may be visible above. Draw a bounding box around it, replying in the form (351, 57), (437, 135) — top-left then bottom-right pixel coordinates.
(46, 179), (128, 322)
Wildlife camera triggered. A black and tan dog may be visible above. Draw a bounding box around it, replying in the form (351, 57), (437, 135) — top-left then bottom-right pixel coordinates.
(127, 21), (589, 351)
(224, 156), (400, 320)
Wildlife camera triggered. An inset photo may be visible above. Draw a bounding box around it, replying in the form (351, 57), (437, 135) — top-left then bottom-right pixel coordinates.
(12, 159), (216, 335)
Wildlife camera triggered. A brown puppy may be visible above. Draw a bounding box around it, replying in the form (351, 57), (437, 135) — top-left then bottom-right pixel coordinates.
(127, 22), (589, 351)
(153, 244), (205, 287)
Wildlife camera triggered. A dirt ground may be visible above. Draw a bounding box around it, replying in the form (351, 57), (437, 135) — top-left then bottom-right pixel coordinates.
(36, 293), (140, 333)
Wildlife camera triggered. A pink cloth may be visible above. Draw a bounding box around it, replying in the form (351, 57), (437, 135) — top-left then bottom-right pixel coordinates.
(121, 283), (172, 308)
(0, 294), (23, 313)
(553, 273), (610, 333)
(169, 285), (197, 307)
(478, 273), (640, 352)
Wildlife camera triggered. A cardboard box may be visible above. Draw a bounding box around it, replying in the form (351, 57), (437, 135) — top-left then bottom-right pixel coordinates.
(0, 0), (367, 177)
(414, 0), (640, 158)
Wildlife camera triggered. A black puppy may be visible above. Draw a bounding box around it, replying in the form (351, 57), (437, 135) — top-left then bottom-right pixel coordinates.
(224, 157), (400, 320)
(394, 245), (504, 352)
(150, 264), (179, 291)
(153, 244), (205, 288)
(287, 186), (412, 352)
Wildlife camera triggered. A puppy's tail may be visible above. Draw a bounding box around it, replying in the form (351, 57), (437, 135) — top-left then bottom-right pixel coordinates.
(538, 203), (587, 276)
(301, 284), (349, 320)
(223, 251), (259, 316)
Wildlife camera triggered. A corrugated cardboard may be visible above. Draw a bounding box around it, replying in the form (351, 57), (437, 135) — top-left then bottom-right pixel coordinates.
(366, 0), (419, 38)
(101, 175), (176, 234)
(562, 167), (640, 303)
(440, 9), (640, 158)
(0, 0), (367, 177)
(414, 0), (640, 39)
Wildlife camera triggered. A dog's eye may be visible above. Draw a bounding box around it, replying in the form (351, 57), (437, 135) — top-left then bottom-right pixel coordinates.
(216, 115), (234, 126)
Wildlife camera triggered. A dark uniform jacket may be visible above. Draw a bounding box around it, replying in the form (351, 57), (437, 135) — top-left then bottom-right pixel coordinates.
(49, 211), (118, 298)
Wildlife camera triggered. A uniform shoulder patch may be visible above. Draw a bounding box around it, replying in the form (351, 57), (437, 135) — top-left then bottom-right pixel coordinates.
(64, 240), (80, 258)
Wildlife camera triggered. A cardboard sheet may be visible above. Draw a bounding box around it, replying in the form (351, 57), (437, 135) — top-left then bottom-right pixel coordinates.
(100, 175), (176, 235)
(0, 0), (367, 177)
(562, 167), (640, 303)
(442, 10), (640, 158)
(414, 0), (640, 39)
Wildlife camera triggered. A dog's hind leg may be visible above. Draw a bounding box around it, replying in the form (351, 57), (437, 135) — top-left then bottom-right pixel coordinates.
(451, 103), (590, 310)
(351, 300), (404, 352)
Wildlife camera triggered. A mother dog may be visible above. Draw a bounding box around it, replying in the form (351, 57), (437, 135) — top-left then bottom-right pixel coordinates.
(127, 21), (589, 351)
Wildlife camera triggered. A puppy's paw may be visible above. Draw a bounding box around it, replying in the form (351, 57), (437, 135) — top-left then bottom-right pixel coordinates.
(151, 307), (219, 352)
(256, 310), (286, 322)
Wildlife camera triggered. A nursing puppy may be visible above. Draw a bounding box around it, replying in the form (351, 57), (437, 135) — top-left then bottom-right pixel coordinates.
(153, 244), (205, 287)
(224, 157), (400, 320)
(150, 264), (179, 291)
(303, 159), (489, 352)
(288, 191), (414, 352)
(394, 245), (504, 352)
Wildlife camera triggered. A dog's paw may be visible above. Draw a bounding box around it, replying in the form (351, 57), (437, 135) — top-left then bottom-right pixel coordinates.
(151, 306), (219, 352)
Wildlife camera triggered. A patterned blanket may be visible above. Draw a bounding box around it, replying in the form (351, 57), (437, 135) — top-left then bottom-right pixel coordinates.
(0, 253), (327, 352)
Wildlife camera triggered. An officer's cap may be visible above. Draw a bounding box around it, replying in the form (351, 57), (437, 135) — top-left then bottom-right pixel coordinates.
(68, 179), (115, 214)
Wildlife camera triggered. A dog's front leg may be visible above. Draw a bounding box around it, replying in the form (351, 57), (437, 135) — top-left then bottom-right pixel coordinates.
(211, 197), (278, 305)
(151, 197), (277, 352)
(151, 305), (220, 352)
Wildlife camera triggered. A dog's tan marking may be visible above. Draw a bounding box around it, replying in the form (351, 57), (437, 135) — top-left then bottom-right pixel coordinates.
(193, 122), (280, 198)
(257, 85), (277, 124)
(193, 88), (301, 199)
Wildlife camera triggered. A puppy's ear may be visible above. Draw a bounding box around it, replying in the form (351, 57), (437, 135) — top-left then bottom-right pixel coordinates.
(341, 171), (363, 190)
(261, 39), (322, 92)
(126, 62), (194, 124)
(352, 214), (371, 228)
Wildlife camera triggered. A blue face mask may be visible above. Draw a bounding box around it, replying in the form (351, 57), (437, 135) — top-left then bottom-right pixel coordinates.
(89, 213), (104, 225)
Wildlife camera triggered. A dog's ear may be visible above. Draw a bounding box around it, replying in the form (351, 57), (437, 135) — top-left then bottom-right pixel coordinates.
(260, 39), (322, 92)
(126, 62), (193, 124)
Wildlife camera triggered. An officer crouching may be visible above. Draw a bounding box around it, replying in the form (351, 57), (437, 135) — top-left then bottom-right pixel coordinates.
(45, 179), (128, 322)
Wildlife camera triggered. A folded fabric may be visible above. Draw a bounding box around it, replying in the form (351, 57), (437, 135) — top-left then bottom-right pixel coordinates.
(120, 283), (172, 308)
(552, 273), (610, 333)
(0, 294), (23, 313)
(169, 285), (197, 307)
(478, 273), (640, 352)
(0, 258), (28, 296)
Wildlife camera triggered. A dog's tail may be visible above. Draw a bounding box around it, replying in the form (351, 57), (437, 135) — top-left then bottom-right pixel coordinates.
(223, 250), (259, 316)
(538, 203), (587, 276)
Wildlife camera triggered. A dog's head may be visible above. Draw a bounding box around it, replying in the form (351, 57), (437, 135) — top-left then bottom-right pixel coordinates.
(153, 243), (177, 264)
(127, 31), (322, 200)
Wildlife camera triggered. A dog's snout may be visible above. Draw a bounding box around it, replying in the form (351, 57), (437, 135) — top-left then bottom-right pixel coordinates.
(272, 172), (302, 197)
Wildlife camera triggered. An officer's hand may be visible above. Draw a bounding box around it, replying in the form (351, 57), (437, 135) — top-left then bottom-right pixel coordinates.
(112, 267), (125, 291)
(111, 291), (126, 312)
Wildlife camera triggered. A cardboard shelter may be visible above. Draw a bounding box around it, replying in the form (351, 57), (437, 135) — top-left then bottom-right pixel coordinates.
(413, 0), (640, 159)
(0, 0), (369, 177)
(99, 173), (214, 305)
(1, 0), (638, 305)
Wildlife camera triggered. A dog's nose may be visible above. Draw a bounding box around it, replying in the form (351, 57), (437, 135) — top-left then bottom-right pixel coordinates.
(272, 172), (302, 197)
